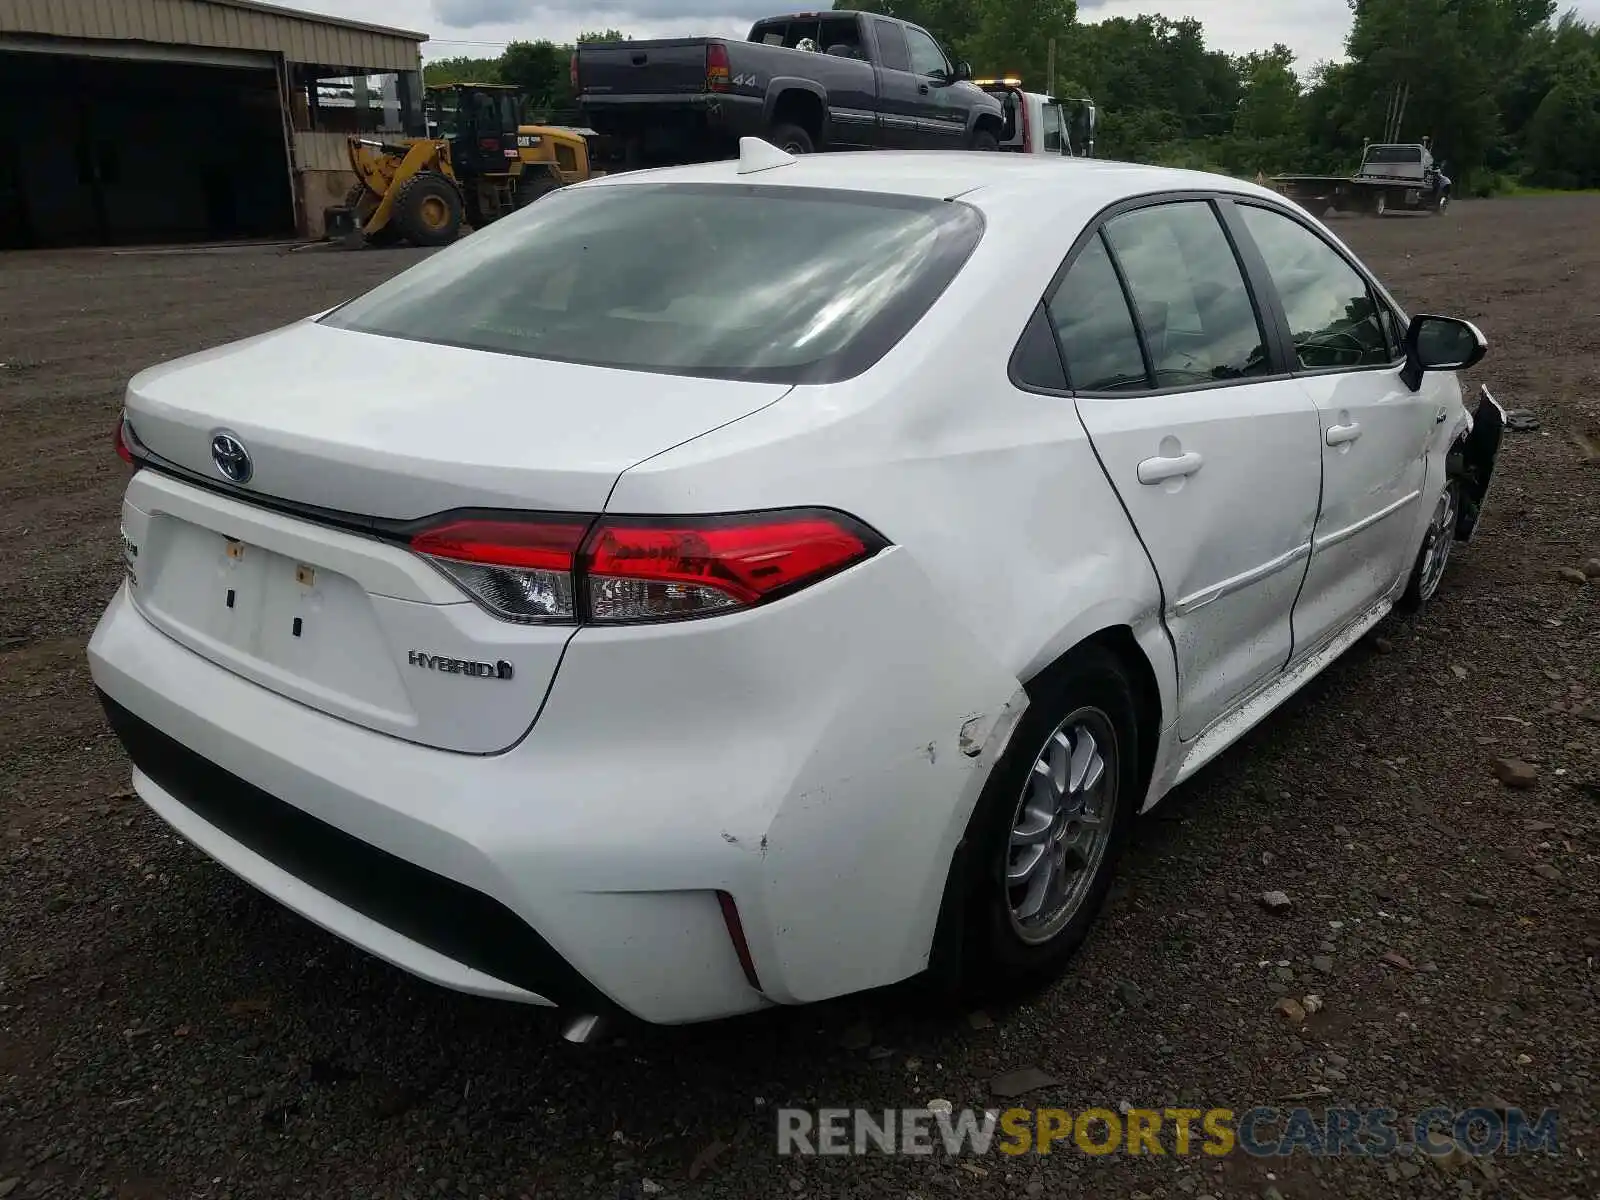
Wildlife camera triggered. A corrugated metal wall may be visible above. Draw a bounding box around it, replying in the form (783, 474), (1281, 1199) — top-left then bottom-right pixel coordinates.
(0, 0), (423, 71)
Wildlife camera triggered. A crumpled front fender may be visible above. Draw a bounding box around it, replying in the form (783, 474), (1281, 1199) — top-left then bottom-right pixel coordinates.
(1448, 385), (1506, 543)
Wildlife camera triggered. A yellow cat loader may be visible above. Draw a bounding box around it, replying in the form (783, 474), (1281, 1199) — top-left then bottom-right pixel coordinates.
(513, 123), (605, 205)
(333, 84), (602, 248)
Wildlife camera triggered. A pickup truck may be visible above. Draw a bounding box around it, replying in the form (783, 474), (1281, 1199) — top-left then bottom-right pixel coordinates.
(572, 10), (1006, 164)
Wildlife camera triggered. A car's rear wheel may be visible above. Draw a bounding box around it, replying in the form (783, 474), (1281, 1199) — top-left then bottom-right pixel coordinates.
(970, 128), (1000, 152)
(1398, 479), (1460, 612)
(952, 645), (1139, 998)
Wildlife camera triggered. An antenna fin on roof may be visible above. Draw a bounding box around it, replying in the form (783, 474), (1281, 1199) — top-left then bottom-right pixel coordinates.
(736, 136), (798, 175)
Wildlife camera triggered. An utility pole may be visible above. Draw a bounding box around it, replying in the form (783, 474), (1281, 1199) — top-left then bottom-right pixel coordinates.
(1048, 37), (1056, 98)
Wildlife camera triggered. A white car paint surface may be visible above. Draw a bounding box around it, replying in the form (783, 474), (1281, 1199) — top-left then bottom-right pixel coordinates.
(89, 145), (1489, 1026)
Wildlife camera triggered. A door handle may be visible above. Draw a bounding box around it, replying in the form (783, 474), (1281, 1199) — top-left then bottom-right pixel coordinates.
(918, 84), (930, 94)
(1326, 421), (1362, 446)
(1136, 451), (1204, 485)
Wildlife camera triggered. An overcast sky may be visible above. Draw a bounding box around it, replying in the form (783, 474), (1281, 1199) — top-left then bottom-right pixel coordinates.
(295, 0), (1600, 73)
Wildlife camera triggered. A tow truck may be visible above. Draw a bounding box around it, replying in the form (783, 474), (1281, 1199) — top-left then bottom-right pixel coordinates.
(973, 77), (1097, 157)
(1271, 139), (1451, 217)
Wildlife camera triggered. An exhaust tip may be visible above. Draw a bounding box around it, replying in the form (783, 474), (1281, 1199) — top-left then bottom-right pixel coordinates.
(560, 1013), (607, 1044)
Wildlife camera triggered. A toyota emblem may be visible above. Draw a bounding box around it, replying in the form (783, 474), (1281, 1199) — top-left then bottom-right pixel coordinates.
(211, 431), (253, 484)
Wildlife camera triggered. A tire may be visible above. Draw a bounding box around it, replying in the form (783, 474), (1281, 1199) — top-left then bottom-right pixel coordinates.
(947, 644), (1141, 1000)
(765, 123), (815, 155)
(969, 128), (1000, 152)
(1398, 479), (1461, 613)
(391, 172), (463, 247)
(515, 167), (565, 209)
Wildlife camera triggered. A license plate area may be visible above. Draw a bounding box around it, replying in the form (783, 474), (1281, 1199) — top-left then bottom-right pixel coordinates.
(134, 516), (413, 723)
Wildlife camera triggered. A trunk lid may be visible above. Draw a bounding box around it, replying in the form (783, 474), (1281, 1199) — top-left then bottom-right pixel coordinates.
(577, 38), (711, 97)
(119, 319), (789, 754)
(124, 319), (789, 519)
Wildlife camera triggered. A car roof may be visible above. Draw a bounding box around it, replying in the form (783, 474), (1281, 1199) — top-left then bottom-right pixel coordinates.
(583, 151), (1287, 215)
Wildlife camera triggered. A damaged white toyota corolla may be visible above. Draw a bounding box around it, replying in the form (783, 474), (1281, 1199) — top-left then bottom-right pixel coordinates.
(90, 141), (1505, 1034)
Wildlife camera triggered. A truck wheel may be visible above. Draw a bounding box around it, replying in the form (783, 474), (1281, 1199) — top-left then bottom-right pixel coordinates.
(766, 124), (815, 155)
(392, 173), (463, 247)
(969, 129), (1000, 152)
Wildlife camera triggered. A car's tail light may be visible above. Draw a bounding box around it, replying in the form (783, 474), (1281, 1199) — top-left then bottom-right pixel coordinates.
(411, 517), (590, 622)
(584, 514), (874, 621)
(706, 43), (731, 92)
(407, 509), (885, 624)
(115, 414), (145, 466)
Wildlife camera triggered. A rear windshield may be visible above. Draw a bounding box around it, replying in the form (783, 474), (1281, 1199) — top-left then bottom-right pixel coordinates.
(1364, 146), (1422, 164)
(321, 183), (983, 383)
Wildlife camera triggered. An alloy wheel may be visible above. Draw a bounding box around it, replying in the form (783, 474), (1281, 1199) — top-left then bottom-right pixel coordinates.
(1417, 484), (1459, 602)
(1005, 708), (1120, 945)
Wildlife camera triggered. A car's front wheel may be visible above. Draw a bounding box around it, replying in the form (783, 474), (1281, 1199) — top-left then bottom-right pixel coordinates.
(952, 644), (1139, 997)
(1398, 479), (1461, 612)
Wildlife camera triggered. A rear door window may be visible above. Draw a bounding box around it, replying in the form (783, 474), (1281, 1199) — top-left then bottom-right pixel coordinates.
(321, 183), (983, 384)
(1102, 201), (1271, 386)
(873, 20), (912, 72)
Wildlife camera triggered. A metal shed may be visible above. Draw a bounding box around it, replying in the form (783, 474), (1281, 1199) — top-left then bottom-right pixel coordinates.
(0, 0), (430, 246)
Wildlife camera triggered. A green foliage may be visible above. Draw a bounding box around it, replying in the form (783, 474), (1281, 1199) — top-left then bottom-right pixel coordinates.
(422, 56), (502, 86)
(500, 39), (572, 120)
(428, 0), (1600, 189)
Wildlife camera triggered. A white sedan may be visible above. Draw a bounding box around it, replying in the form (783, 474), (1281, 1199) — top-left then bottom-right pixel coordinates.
(89, 141), (1504, 1034)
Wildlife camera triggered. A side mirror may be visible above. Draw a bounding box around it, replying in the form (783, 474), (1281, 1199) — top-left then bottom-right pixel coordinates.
(952, 60), (972, 82)
(1400, 314), (1487, 391)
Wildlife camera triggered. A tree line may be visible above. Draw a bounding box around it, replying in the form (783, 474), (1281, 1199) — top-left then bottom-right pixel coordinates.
(422, 1), (1600, 191)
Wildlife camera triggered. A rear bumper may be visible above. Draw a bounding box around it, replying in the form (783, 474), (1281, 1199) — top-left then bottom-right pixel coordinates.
(99, 689), (596, 1009)
(89, 545), (1022, 1023)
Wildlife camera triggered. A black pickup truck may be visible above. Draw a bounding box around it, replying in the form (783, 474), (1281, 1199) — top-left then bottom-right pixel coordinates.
(573, 10), (1006, 163)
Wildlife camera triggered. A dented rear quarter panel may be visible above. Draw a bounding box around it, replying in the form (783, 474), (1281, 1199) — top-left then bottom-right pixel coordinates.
(592, 225), (1175, 996)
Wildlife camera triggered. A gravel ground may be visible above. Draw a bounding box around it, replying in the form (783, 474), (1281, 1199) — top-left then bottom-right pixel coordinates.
(1, 199), (1597, 1200)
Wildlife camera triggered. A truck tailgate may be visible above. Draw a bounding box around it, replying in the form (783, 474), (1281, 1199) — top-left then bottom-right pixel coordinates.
(578, 38), (708, 96)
